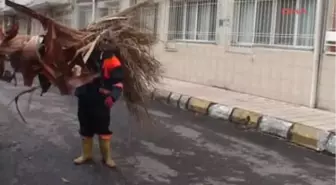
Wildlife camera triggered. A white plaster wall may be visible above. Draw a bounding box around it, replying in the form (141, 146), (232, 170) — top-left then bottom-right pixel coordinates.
(317, 55), (335, 111)
(154, 43), (322, 107)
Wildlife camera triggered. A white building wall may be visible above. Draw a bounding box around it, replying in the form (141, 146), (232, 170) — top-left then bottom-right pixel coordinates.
(317, 56), (335, 111)
(154, 43), (315, 106)
(317, 0), (336, 111)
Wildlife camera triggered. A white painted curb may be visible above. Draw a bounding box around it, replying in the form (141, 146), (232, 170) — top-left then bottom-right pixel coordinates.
(153, 89), (171, 103)
(208, 104), (233, 120)
(169, 93), (181, 107)
(179, 95), (190, 110)
(258, 116), (293, 139)
(317, 131), (331, 152)
(325, 134), (336, 155)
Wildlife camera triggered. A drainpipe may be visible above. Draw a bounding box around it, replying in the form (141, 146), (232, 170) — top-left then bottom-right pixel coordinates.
(92, 0), (96, 22)
(309, 0), (328, 108)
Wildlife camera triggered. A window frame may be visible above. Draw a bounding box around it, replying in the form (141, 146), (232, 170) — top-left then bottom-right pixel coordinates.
(232, 0), (316, 50)
(167, 0), (219, 43)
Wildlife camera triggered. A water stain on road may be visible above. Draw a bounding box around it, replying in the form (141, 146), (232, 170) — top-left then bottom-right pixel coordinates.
(141, 141), (173, 156)
(148, 109), (173, 119)
(131, 155), (178, 183)
(172, 125), (202, 140)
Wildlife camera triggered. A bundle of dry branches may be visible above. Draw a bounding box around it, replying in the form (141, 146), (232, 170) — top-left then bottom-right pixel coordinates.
(1, 0), (163, 123)
(85, 1), (163, 123)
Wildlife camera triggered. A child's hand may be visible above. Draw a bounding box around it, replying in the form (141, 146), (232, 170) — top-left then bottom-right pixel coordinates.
(104, 96), (113, 108)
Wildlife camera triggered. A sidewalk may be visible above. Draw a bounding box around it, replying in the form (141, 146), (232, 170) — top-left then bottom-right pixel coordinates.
(153, 78), (336, 155)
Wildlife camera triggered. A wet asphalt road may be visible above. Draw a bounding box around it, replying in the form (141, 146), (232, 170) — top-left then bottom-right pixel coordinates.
(0, 80), (335, 185)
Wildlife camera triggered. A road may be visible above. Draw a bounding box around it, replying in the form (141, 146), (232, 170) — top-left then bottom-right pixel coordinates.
(0, 81), (334, 185)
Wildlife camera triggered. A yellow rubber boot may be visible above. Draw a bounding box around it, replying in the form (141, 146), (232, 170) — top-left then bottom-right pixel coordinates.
(73, 137), (93, 164)
(98, 136), (116, 168)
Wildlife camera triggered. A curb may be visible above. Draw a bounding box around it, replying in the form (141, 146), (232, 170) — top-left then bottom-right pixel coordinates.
(151, 88), (335, 156)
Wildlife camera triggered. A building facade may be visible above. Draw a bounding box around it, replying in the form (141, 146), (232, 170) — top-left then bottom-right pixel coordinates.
(1, 0), (335, 112)
(153, 0), (336, 112)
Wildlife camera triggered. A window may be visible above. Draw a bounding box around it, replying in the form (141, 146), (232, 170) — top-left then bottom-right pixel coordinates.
(130, 0), (159, 36)
(18, 18), (29, 35)
(98, 7), (119, 18)
(78, 5), (93, 29)
(53, 9), (72, 27)
(138, 3), (159, 35)
(96, 1), (120, 18)
(231, 0), (317, 49)
(168, 0), (218, 42)
(77, 1), (120, 29)
(130, 0), (139, 5)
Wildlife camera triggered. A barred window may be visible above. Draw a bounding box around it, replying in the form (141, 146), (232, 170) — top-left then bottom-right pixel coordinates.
(78, 5), (93, 29)
(231, 0), (317, 49)
(137, 4), (159, 36)
(127, 0), (159, 36)
(53, 9), (72, 27)
(77, 1), (120, 29)
(98, 6), (119, 18)
(97, 1), (120, 18)
(168, 0), (218, 42)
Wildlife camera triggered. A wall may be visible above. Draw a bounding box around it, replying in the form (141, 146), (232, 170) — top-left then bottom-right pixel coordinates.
(154, 43), (319, 106)
(319, 0), (336, 111)
(317, 55), (335, 111)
